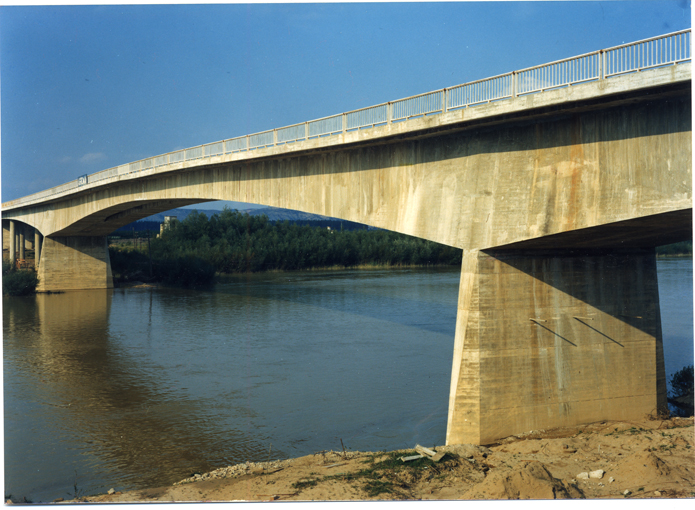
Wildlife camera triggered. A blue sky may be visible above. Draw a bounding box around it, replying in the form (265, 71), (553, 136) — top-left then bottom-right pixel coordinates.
(0, 1), (691, 210)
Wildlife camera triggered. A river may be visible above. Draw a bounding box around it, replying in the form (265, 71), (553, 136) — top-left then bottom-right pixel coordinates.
(3, 261), (693, 502)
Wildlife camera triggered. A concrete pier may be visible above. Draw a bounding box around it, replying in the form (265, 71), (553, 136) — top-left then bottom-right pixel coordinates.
(36, 236), (113, 292)
(19, 226), (25, 260)
(446, 248), (666, 445)
(9, 220), (16, 264)
(34, 229), (42, 267)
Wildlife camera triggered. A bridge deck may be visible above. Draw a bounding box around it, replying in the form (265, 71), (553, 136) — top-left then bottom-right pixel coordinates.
(3, 29), (691, 212)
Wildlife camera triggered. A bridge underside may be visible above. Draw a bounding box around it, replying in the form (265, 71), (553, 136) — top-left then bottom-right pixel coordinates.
(493, 209), (692, 251)
(51, 199), (216, 236)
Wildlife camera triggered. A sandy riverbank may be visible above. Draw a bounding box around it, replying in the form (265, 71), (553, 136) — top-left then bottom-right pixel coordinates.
(56, 416), (695, 503)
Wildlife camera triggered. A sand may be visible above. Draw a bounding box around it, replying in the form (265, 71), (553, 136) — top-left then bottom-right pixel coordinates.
(58, 416), (693, 503)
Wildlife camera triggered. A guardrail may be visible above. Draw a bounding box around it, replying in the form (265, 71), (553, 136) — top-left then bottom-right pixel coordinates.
(3, 29), (690, 210)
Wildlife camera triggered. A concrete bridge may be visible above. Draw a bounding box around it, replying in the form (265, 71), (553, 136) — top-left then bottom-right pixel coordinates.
(3, 31), (692, 445)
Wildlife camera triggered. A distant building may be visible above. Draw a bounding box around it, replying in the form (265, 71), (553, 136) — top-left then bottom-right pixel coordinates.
(159, 216), (177, 236)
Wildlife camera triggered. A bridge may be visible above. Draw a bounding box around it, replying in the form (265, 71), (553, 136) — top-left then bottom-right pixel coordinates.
(2, 30), (692, 445)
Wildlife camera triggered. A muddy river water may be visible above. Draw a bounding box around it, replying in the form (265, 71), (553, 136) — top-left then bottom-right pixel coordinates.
(3, 262), (692, 502)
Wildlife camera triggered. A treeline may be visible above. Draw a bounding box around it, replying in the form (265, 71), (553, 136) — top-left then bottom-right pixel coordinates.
(109, 208), (463, 286)
(108, 208), (693, 288)
(656, 240), (692, 257)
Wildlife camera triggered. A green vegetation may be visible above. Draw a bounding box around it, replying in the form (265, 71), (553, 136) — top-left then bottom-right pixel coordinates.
(108, 245), (152, 278)
(291, 478), (319, 491)
(109, 242), (214, 288)
(290, 451), (459, 498)
(668, 365), (694, 417)
(656, 240), (692, 257)
(604, 426), (649, 437)
(109, 208), (463, 286)
(2, 260), (39, 296)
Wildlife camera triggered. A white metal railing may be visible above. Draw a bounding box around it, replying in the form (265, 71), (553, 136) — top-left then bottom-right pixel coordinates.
(605, 30), (691, 77)
(225, 136), (248, 153)
(516, 51), (601, 95)
(185, 146), (203, 161)
(392, 90), (444, 121)
(249, 130), (274, 149)
(169, 151), (184, 164)
(204, 141), (224, 157)
(448, 73), (514, 109)
(277, 123), (306, 144)
(347, 103), (389, 130)
(3, 29), (690, 210)
(308, 114), (342, 137)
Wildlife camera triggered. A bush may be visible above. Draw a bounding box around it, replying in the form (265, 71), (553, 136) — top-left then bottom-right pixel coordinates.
(2, 261), (39, 296)
(109, 246), (151, 278)
(668, 365), (694, 417)
(154, 254), (216, 288)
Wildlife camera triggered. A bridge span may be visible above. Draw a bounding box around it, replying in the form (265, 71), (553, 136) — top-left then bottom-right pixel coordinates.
(2, 31), (692, 445)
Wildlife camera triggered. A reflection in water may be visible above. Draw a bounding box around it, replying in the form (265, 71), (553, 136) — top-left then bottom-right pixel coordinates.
(3, 263), (692, 502)
(5, 289), (287, 500)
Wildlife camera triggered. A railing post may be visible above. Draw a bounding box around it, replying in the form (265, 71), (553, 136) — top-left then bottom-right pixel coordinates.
(442, 89), (447, 113)
(512, 72), (517, 98)
(342, 113), (347, 133)
(246, 134), (250, 151)
(273, 129), (278, 146)
(305, 122), (309, 140)
(599, 50), (605, 80)
(387, 102), (392, 125)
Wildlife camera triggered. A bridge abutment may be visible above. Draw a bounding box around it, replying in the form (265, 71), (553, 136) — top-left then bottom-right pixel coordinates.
(37, 236), (113, 292)
(446, 247), (666, 445)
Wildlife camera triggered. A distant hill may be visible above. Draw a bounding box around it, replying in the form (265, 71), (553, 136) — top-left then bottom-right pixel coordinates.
(136, 206), (336, 223)
(113, 206), (371, 234)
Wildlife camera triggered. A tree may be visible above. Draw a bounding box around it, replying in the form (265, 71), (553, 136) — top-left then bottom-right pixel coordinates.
(668, 365), (694, 417)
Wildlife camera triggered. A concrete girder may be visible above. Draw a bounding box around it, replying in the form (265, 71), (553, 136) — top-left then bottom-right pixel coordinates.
(3, 91), (691, 251)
